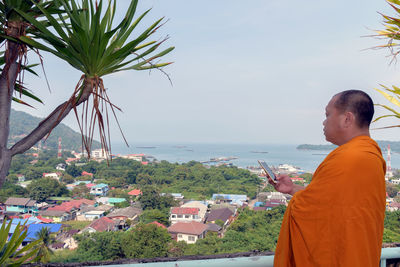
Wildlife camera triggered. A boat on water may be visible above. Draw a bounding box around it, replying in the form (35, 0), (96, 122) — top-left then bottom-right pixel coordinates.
(201, 156), (239, 164)
(250, 151), (269, 154)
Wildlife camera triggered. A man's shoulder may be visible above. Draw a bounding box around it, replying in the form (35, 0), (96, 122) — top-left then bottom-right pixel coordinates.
(337, 136), (381, 156)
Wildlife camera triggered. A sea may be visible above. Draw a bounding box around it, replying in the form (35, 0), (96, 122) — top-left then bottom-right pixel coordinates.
(111, 142), (400, 173)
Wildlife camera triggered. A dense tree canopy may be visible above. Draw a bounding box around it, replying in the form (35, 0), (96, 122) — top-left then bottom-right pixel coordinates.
(27, 177), (69, 202)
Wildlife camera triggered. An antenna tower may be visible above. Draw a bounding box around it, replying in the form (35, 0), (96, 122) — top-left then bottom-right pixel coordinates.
(386, 144), (393, 180)
(58, 137), (62, 158)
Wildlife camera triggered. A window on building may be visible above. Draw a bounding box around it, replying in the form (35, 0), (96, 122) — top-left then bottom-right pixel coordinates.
(188, 236), (195, 241)
(177, 215), (183, 218)
(178, 234), (182, 238)
(185, 215), (190, 218)
(171, 215), (176, 218)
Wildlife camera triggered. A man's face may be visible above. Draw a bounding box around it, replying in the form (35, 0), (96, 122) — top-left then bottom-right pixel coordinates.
(323, 96), (346, 145)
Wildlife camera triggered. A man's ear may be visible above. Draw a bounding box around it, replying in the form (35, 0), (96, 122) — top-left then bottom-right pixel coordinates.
(343, 111), (355, 128)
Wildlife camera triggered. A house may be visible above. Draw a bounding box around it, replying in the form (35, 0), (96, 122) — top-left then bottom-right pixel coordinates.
(90, 183), (109, 196)
(84, 217), (117, 233)
(21, 223), (63, 246)
(206, 223), (222, 237)
(81, 171), (94, 177)
(43, 172), (61, 180)
(97, 197), (126, 206)
(258, 192), (288, 202)
(17, 174), (25, 182)
(181, 201), (207, 221)
(290, 176), (305, 183)
(56, 163), (66, 171)
(212, 194), (247, 206)
(65, 157), (79, 165)
(128, 189), (142, 197)
(161, 193), (184, 201)
(82, 210), (105, 221)
(76, 205), (113, 221)
(390, 179), (400, 185)
(39, 210), (73, 222)
(168, 221), (208, 244)
(5, 197), (38, 215)
(107, 206), (142, 221)
(387, 202), (400, 212)
(122, 154), (145, 162)
(205, 207), (234, 226)
(170, 207), (202, 225)
(40, 198), (95, 222)
(264, 200), (286, 210)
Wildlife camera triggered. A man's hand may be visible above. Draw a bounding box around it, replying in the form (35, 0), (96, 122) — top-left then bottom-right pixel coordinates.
(267, 173), (304, 195)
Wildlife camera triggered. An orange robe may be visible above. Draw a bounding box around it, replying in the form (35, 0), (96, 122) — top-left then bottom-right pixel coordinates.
(274, 136), (386, 267)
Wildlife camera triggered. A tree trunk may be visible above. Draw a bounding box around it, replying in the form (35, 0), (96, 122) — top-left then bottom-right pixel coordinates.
(0, 73), (93, 188)
(0, 28), (23, 188)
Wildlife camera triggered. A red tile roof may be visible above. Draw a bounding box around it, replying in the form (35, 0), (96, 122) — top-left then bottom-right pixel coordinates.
(47, 199), (95, 212)
(88, 217), (115, 232)
(149, 221), (167, 229)
(168, 221), (208, 236)
(37, 216), (53, 223)
(128, 189), (142, 196)
(82, 171), (93, 177)
(171, 207), (199, 215)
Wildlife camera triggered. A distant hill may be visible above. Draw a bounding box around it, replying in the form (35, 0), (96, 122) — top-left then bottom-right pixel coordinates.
(297, 140), (400, 153)
(8, 109), (101, 151)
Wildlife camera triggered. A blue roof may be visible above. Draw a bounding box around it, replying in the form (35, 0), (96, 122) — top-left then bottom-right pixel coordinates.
(94, 183), (108, 188)
(254, 202), (264, 207)
(7, 218), (39, 226)
(212, 194), (247, 200)
(74, 181), (91, 185)
(25, 224), (62, 241)
(108, 198), (126, 203)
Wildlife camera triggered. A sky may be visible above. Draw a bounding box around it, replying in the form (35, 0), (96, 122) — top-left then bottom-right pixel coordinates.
(13, 0), (400, 145)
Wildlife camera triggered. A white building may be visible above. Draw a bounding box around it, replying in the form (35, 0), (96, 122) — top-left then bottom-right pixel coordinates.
(170, 207), (202, 225)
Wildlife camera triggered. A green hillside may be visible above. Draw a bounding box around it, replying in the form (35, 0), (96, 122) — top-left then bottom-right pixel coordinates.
(8, 109), (101, 151)
(297, 140), (400, 153)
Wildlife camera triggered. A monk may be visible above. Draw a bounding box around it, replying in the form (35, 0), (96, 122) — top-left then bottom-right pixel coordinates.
(268, 90), (386, 266)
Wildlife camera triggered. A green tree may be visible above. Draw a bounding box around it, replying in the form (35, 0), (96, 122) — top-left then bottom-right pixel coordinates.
(140, 209), (170, 226)
(139, 185), (177, 210)
(0, 181), (28, 202)
(71, 184), (90, 199)
(122, 224), (171, 258)
(75, 232), (125, 261)
(34, 227), (54, 263)
(65, 164), (82, 178)
(27, 177), (69, 202)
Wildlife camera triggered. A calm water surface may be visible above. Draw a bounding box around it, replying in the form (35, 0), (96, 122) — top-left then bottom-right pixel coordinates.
(111, 142), (398, 173)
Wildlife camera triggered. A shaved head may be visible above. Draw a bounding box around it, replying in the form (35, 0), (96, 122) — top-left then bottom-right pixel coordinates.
(334, 90), (374, 128)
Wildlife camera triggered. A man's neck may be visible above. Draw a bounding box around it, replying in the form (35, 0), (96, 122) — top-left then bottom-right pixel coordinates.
(338, 129), (370, 146)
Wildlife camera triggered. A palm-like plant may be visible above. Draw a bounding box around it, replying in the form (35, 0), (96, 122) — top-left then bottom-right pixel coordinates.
(33, 226), (53, 263)
(17, 0), (174, 157)
(0, 220), (40, 266)
(373, 0), (400, 127)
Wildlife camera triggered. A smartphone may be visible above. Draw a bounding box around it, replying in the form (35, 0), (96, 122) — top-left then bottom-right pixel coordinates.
(258, 160), (276, 181)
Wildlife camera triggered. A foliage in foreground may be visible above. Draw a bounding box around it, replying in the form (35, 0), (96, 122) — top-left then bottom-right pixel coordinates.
(0, 220), (40, 266)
